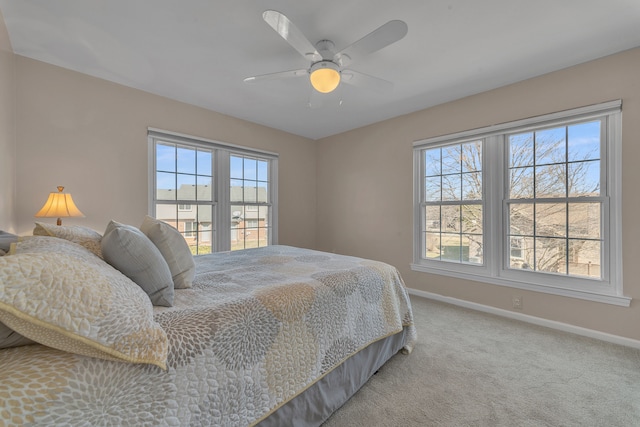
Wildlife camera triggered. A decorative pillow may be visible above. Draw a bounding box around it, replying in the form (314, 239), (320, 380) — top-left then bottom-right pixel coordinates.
(140, 215), (195, 289)
(33, 222), (103, 258)
(101, 220), (174, 307)
(0, 251), (168, 369)
(0, 321), (35, 349)
(0, 230), (18, 253)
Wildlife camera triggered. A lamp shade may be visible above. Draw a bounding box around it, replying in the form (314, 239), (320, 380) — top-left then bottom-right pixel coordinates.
(309, 62), (341, 94)
(35, 186), (85, 226)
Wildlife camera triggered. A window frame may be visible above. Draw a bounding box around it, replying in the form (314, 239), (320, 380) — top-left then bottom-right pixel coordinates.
(148, 128), (278, 253)
(412, 101), (628, 307)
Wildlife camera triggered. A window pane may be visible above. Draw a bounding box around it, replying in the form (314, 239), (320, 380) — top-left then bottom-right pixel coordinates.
(509, 203), (534, 236)
(568, 121), (600, 162)
(509, 132), (534, 168)
(424, 148), (441, 176)
(462, 172), (482, 200)
(197, 205), (213, 230)
(156, 172), (176, 200)
(155, 204), (177, 226)
(464, 234), (483, 264)
(197, 150), (212, 176)
(535, 127), (566, 165)
(177, 147), (196, 174)
(230, 179), (243, 202)
(461, 205), (482, 234)
(425, 205), (440, 230)
(568, 240), (600, 278)
(156, 143), (175, 172)
(196, 233), (212, 254)
(257, 160), (268, 181)
(177, 175), (196, 200)
(244, 182), (257, 203)
(535, 237), (566, 274)
(510, 236), (534, 270)
(425, 177), (441, 201)
(196, 176), (212, 201)
(230, 156), (243, 179)
(509, 167), (533, 199)
(442, 205), (460, 233)
(257, 183), (268, 203)
(425, 232), (441, 259)
(244, 158), (257, 180)
(568, 203), (600, 239)
(535, 203), (566, 238)
(441, 146), (461, 174)
(442, 174), (461, 201)
(461, 141), (482, 172)
(568, 160), (599, 197)
(441, 233), (462, 261)
(535, 164), (566, 198)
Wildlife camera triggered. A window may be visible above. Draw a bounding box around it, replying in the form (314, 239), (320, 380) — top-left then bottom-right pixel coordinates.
(423, 141), (483, 264)
(230, 154), (271, 250)
(149, 129), (278, 254)
(412, 101), (628, 306)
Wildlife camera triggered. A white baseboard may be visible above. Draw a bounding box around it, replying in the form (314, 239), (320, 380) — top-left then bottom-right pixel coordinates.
(407, 288), (640, 350)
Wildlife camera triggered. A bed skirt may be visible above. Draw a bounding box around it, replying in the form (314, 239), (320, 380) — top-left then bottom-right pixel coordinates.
(257, 327), (409, 426)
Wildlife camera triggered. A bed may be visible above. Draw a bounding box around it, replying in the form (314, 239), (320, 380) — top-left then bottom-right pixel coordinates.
(0, 220), (416, 426)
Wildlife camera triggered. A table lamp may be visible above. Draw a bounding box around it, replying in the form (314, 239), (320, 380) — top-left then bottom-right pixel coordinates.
(35, 186), (85, 226)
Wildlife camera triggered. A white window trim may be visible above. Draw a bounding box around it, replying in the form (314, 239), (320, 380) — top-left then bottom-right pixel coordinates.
(412, 100), (629, 307)
(148, 128), (278, 252)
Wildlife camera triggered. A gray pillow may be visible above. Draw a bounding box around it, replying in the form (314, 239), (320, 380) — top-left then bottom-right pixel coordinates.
(101, 220), (174, 307)
(0, 230), (18, 252)
(0, 321), (35, 349)
(140, 215), (195, 289)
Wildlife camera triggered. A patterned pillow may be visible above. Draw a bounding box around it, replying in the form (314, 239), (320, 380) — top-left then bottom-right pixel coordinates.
(101, 220), (174, 307)
(140, 215), (195, 289)
(33, 222), (103, 258)
(1, 239), (168, 369)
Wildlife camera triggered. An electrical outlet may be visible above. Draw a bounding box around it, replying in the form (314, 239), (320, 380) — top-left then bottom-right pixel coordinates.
(512, 296), (523, 310)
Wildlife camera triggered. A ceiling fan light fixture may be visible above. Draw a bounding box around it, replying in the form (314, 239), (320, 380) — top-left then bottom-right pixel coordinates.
(309, 62), (341, 93)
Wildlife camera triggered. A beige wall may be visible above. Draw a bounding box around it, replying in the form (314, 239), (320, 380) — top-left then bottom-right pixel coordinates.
(316, 47), (640, 341)
(13, 56), (317, 249)
(0, 10), (15, 232)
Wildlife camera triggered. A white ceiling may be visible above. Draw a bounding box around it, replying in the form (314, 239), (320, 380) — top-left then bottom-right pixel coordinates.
(1, 1), (640, 140)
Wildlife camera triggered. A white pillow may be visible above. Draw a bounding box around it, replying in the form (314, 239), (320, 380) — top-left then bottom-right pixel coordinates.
(140, 215), (195, 289)
(4, 238), (168, 368)
(101, 220), (174, 307)
(33, 222), (103, 258)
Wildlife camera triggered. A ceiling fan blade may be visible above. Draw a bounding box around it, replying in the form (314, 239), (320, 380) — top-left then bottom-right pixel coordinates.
(244, 69), (308, 83)
(334, 20), (408, 66)
(341, 69), (393, 93)
(262, 10), (322, 62)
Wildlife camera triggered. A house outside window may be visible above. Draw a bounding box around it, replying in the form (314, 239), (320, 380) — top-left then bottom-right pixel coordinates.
(412, 101), (627, 306)
(149, 129), (278, 254)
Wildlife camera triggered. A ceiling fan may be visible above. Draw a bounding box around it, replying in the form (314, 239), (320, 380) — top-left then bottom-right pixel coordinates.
(244, 10), (408, 102)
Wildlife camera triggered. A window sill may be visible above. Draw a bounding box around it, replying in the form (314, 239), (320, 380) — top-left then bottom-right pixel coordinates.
(410, 263), (631, 307)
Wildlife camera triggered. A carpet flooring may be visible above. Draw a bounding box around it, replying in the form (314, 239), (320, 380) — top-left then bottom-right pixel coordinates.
(322, 296), (640, 426)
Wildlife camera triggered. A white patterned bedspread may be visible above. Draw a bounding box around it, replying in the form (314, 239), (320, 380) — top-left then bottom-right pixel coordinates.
(0, 245), (416, 426)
